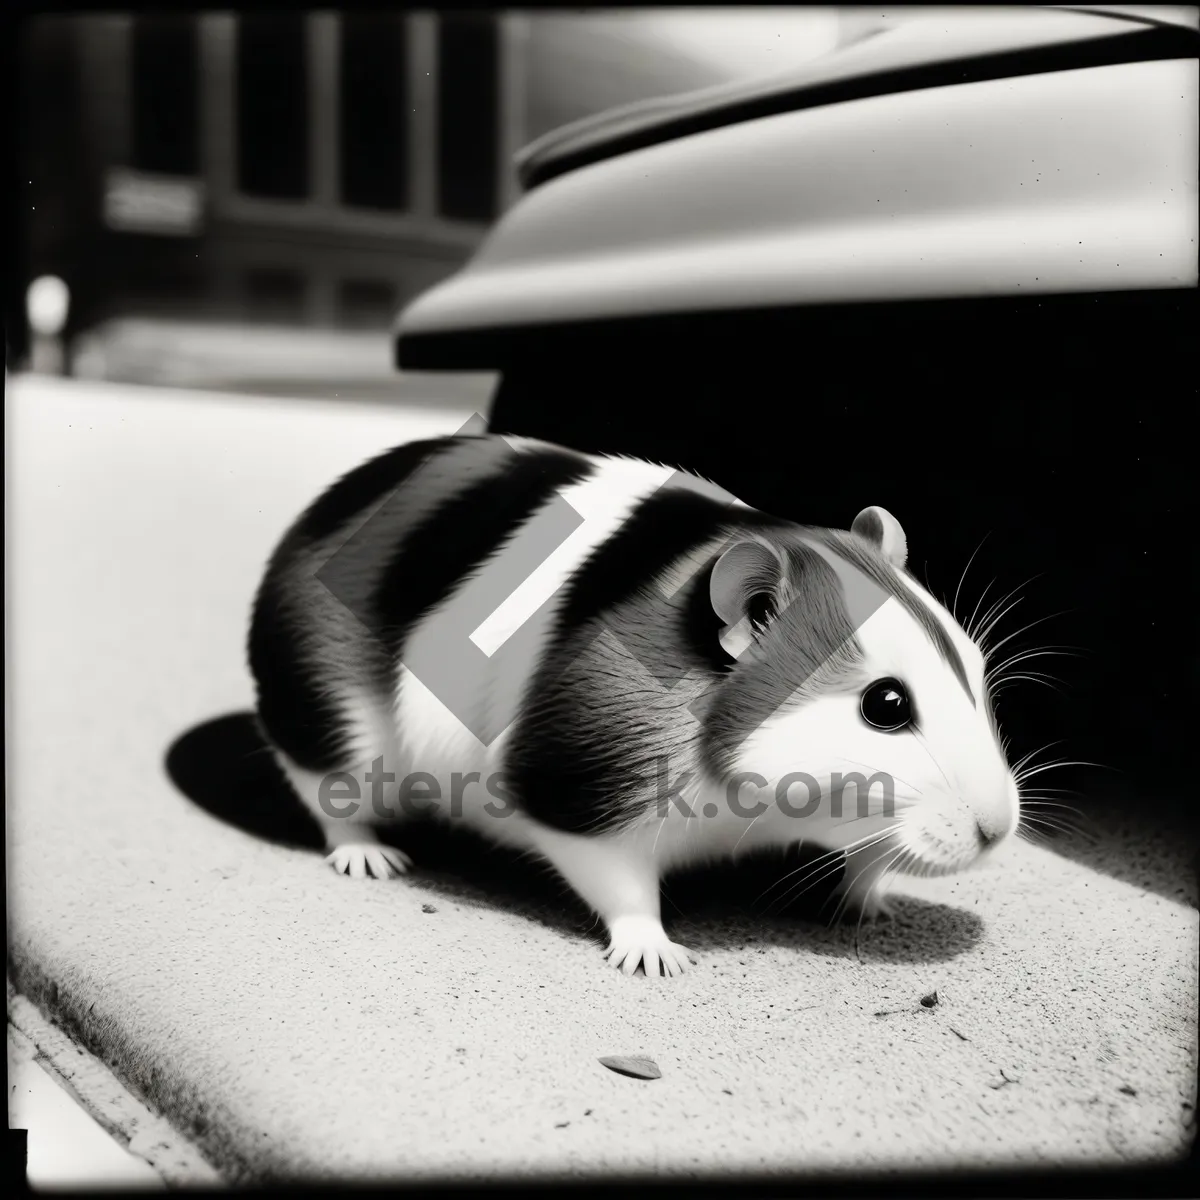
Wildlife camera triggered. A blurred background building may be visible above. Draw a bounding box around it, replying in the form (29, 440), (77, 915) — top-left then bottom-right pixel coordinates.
(9, 8), (889, 394)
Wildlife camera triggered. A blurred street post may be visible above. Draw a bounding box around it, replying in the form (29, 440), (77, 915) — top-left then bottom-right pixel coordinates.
(26, 275), (70, 375)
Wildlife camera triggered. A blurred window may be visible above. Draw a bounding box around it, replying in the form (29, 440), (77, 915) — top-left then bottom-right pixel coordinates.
(339, 14), (410, 211)
(338, 279), (397, 329)
(236, 15), (310, 200)
(436, 13), (498, 222)
(131, 15), (200, 176)
(245, 268), (306, 322)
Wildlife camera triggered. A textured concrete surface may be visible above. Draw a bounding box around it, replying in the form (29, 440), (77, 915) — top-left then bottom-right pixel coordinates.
(9, 987), (217, 1188)
(7, 374), (1197, 1185)
(9, 1024), (164, 1189)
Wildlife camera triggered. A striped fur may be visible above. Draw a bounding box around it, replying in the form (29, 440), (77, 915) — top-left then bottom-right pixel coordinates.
(248, 431), (1018, 971)
(251, 431), (994, 821)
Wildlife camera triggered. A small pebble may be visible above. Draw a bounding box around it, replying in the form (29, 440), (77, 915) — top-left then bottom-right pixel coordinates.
(920, 991), (939, 1008)
(599, 1055), (661, 1080)
(422, 903), (437, 914)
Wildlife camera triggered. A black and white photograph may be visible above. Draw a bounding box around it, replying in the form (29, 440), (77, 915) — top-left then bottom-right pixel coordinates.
(5, 3), (1198, 1192)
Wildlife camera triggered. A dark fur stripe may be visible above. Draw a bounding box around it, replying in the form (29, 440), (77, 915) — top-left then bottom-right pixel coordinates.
(291, 435), (466, 545)
(372, 445), (594, 660)
(248, 570), (352, 774)
(505, 485), (750, 834)
(248, 436), (474, 773)
(557, 485), (747, 633)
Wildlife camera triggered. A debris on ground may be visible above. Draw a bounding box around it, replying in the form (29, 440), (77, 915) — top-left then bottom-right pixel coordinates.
(920, 991), (939, 1008)
(421, 903), (437, 913)
(599, 1055), (661, 1080)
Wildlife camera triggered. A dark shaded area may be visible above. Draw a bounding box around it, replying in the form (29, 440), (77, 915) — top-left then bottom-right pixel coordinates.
(436, 11), (498, 222)
(664, 864), (984, 964)
(236, 14), (309, 200)
(1017, 783), (1199, 909)
(164, 712), (324, 851)
(339, 13), (409, 211)
(2, 9), (28, 366)
(437, 287), (1200, 821)
(131, 14), (199, 176)
(338, 278), (397, 329)
(244, 267), (307, 324)
(8, 14), (100, 360)
(164, 712), (981, 965)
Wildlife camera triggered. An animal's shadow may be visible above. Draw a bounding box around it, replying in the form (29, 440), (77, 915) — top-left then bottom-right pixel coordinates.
(165, 713), (982, 966)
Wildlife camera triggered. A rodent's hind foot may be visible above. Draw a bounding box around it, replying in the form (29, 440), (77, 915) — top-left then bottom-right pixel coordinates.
(325, 844), (412, 880)
(604, 915), (695, 978)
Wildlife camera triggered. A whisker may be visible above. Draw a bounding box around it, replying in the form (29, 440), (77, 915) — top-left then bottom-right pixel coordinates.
(765, 848), (861, 914)
(823, 755), (928, 800)
(969, 587), (1015, 640)
(830, 851), (885, 932)
(846, 843), (908, 943)
(990, 673), (1066, 696)
(651, 811), (668, 858)
(911, 728), (953, 793)
(1019, 814), (1098, 846)
(1021, 797), (1090, 819)
(952, 532), (992, 626)
(974, 590), (1029, 648)
(990, 670), (1063, 687)
(756, 842), (848, 908)
(731, 807), (766, 857)
(973, 571), (1046, 641)
(761, 828), (895, 914)
(963, 577), (998, 644)
(971, 570), (1047, 643)
(1019, 799), (1100, 840)
(1009, 740), (1066, 776)
(1014, 759), (1109, 784)
(983, 611), (1075, 660)
(986, 646), (1083, 676)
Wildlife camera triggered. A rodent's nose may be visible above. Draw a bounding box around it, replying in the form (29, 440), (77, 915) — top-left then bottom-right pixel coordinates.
(975, 779), (1019, 850)
(975, 819), (1006, 850)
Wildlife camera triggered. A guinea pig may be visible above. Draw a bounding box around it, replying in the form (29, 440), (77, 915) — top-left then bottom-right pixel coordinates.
(248, 431), (1020, 977)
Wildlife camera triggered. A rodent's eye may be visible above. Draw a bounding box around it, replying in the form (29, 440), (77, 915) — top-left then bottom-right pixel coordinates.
(860, 678), (913, 732)
(747, 592), (775, 632)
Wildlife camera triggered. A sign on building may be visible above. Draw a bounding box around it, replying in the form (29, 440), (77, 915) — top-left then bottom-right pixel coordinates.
(103, 168), (205, 236)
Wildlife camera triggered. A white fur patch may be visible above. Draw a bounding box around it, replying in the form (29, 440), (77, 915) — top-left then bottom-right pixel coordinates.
(390, 452), (701, 837)
(469, 455), (678, 657)
(728, 579), (1019, 881)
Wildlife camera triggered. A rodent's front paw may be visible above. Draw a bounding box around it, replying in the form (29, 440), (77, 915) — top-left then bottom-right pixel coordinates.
(325, 844), (412, 880)
(842, 889), (910, 927)
(863, 892), (898, 922)
(604, 915), (695, 978)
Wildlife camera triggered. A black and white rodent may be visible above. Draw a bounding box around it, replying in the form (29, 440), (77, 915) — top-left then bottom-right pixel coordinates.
(249, 431), (1020, 976)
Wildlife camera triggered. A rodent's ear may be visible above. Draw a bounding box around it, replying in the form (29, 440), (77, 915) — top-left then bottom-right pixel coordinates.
(709, 538), (785, 660)
(852, 506), (907, 569)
